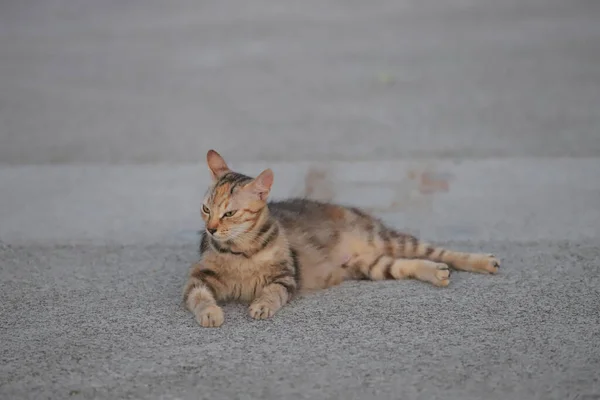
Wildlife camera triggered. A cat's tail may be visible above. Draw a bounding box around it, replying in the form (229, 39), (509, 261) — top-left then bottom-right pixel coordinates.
(386, 229), (500, 273)
(346, 206), (500, 274)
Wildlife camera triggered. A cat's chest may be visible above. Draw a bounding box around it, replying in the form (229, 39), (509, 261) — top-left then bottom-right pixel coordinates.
(224, 258), (264, 280)
(212, 255), (271, 302)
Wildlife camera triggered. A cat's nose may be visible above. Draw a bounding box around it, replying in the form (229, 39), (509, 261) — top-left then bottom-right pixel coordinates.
(207, 228), (217, 235)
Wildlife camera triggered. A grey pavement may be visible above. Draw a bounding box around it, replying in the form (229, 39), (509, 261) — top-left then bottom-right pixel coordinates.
(1, 0), (600, 399)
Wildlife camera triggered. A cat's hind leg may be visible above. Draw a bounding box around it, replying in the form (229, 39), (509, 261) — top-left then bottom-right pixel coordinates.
(410, 244), (500, 274)
(344, 207), (500, 275)
(376, 228), (500, 274)
(346, 252), (451, 287)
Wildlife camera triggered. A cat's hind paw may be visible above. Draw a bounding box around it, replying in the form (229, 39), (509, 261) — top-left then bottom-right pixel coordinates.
(433, 263), (451, 287)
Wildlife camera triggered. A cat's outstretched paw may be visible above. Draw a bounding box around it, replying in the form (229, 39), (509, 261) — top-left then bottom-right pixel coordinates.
(195, 305), (224, 328)
(249, 302), (276, 320)
(433, 263), (451, 287)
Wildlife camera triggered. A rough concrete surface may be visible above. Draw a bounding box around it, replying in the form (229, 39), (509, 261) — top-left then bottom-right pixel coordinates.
(1, 0), (600, 399)
(1, 241), (599, 400)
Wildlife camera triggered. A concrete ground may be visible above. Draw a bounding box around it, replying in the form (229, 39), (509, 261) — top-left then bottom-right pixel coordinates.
(1, 0), (600, 399)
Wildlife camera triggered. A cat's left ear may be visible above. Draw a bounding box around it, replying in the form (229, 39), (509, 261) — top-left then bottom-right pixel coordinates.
(246, 168), (274, 201)
(206, 149), (231, 180)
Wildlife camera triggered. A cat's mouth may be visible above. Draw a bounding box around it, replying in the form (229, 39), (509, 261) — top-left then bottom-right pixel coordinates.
(208, 230), (230, 241)
(210, 229), (244, 242)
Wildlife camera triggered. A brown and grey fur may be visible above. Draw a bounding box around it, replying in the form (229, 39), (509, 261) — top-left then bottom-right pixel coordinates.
(183, 150), (501, 327)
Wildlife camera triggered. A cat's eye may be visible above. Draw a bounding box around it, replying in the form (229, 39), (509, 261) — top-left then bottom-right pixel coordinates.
(202, 205), (210, 214)
(222, 210), (237, 218)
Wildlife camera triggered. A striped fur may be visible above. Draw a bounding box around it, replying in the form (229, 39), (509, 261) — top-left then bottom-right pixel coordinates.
(183, 150), (501, 327)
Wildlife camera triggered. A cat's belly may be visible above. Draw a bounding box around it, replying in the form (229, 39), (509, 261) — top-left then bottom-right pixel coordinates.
(298, 260), (351, 291)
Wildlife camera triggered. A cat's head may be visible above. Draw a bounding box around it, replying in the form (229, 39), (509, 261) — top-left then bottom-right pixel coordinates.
(201, 149), (273, 241)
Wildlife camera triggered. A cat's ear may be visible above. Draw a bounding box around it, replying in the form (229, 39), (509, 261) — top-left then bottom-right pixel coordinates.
(245, 168), (274, 201)
(206, 149), (230, 180)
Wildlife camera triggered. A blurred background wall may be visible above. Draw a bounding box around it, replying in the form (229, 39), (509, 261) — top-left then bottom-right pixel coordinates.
(1, 0), (599, 165)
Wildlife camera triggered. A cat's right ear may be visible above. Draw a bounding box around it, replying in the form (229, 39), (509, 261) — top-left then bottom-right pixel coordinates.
(244, 168), (274, 202)
(206, 149), (231, 180)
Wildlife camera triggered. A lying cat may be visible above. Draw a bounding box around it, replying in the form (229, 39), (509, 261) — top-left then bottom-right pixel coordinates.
(183, 150), (500, 327)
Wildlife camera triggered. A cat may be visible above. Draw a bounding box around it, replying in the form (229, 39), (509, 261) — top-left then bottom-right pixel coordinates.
(183, 150), (500, 327)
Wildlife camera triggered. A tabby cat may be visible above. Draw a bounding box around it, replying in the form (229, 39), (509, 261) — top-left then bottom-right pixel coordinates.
(183, 150), (500, 327)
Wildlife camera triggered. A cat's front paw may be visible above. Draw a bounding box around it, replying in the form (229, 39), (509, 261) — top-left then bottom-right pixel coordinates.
(195, 305), (224, 327)
(248, 302), (276, 320)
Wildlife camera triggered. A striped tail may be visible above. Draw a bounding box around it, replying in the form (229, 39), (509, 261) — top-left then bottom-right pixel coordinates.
(384, 230), (500, 274)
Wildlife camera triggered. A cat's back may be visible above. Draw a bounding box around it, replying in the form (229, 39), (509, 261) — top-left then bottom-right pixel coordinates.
(268, 198), (364, 290)
(268, 198), (347, 231)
